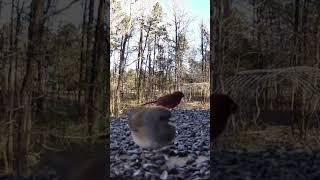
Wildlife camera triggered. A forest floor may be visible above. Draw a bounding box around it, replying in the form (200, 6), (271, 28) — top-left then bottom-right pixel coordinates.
(0, 97), (106, 179)
(0, 142), (106, 180)
(213, 126), (320, 180)
(180, 101), (209, 110)
(218, 126), (320, 150)
(118, 99), (209, 115)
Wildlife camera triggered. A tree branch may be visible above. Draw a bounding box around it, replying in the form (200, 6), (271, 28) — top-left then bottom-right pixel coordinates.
(43, 0), (81, 19)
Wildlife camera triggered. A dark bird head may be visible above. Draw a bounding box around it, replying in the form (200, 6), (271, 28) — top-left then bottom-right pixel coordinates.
(212, 94), (238, 115)
(211, 93), (239, 140)
(172, 91), (184, 98)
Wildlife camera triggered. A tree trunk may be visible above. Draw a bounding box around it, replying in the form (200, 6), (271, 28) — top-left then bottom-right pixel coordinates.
(18, 0), (44, 175)
(211, 0), (230, 93)
(174, 15), (180, 91)
(87, 0), (106, 139)
(84, 0), (94, 134)
(136, 20), (144, 103)
(5, 0), (16, 174)
(114, 34), (128, 116)
(78, 0), (88, 106)
(201, 25), (204, 82)
(105, 0), (110, 133)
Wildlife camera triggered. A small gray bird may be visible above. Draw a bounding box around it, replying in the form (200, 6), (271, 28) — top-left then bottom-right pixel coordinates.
(126, 107), (176, 149)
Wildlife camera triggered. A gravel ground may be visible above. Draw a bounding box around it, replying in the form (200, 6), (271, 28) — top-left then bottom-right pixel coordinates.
(212, 146), (320, 180)
(3, 107), (320, 180)
(0, 172), (59, 180)
(110, 108), (210, 180)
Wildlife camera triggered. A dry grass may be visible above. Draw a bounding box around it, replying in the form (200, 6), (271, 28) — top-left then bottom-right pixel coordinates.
(180, 101), (209, 109)
(217, 126), (320, 151)
(118, 100), (209, 116)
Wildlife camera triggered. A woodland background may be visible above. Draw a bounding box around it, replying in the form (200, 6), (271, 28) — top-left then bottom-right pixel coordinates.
(0, 0), (108, 176)
(110, 0), (210, 116)
(212, 0), (320, 150)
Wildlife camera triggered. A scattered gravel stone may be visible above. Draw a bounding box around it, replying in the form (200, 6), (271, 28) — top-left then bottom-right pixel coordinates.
(212, 147), (320, 180)
(110, 108), (210, 180)
(0, 175), (60, 180)
(160, 170), (168, 180)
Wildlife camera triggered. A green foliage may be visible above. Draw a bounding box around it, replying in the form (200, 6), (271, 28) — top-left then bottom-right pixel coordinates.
(119, 15), (131, 33)
(150, 2), (162, 24)
(178, 33), (188, 51)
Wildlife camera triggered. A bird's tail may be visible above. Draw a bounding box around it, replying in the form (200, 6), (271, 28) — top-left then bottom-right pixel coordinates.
(141, 100), (157, 106)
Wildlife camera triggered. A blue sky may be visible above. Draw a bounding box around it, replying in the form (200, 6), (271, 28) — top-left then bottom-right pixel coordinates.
(182, 0), (210, 48)
(158, 0), (210, 49)
(184, 0), (210, 22)
(159, 0), (209, 20)
(159, 0), (210, 26)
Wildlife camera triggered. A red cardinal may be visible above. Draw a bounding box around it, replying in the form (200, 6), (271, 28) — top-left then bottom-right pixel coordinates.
(212, 93), (238, 140)
(142, 91), (184, 109)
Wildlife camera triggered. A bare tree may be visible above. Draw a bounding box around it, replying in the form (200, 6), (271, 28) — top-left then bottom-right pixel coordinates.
(86, 0), (106, 139)
(211, 0), (230, 92)
(78, 0), (88, 106)
(18, 0), (44, 175)
(83, 0), (94, 134)
(171, 1), (191, 91)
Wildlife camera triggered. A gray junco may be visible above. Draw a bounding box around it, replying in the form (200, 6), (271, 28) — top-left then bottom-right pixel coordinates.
(126, 107), (176, 149)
